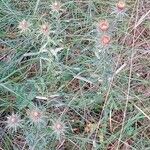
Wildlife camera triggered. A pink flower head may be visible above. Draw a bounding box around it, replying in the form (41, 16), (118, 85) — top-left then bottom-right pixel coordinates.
(100, 35), (111, 46)
(112, 0), (127, 17)
(111, 1), (127, 18)
(116, 1), (126, 11)
(98, 20), (109, 32)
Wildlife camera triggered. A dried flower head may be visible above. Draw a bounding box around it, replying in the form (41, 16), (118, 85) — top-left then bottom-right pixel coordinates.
(40, 23), (50, 36)
(117, 1), (126, 10)
(50, 1), (62, 12)
(5, 113), (22, 131)
(101, 35), (111, 46)
(18, 19), (30, 33)
(52, 119), (66, 138)
(98, 20), (109, 31)
(27, 108), (45, 124)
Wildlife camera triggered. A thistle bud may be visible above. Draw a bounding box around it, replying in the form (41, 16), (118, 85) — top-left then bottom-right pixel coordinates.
(98, 20), (109, 31)
(101, 35), (111, 46)
(117, 1), (126, 10)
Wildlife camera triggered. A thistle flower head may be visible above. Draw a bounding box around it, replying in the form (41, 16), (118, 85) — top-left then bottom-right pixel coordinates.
(117, 1), (126, 10)
(51, 119), (66, 139)
(98, 20), (109, 32)
(101, 35), (111, 46)
(40, 23), (50, 36)
(18, 19), (30, 33)
(27, 108), (45, 125)
(111, 1), (127, 18)
(50, 1), (62, 12)
(112, 1), (127, 18)
(5, 113), (22, 131)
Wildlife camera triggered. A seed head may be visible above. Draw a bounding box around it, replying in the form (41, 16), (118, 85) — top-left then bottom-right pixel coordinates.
(18, 19), (30, 33)
(27, 108), (45, 124)
(6, 113), (22, 131)
(98, 20), (109, 31)
(40, 23), (50, 36)
(117, 1), (126, 10)
(51, 2), (62, 12)
(101, 35), (111, 46)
